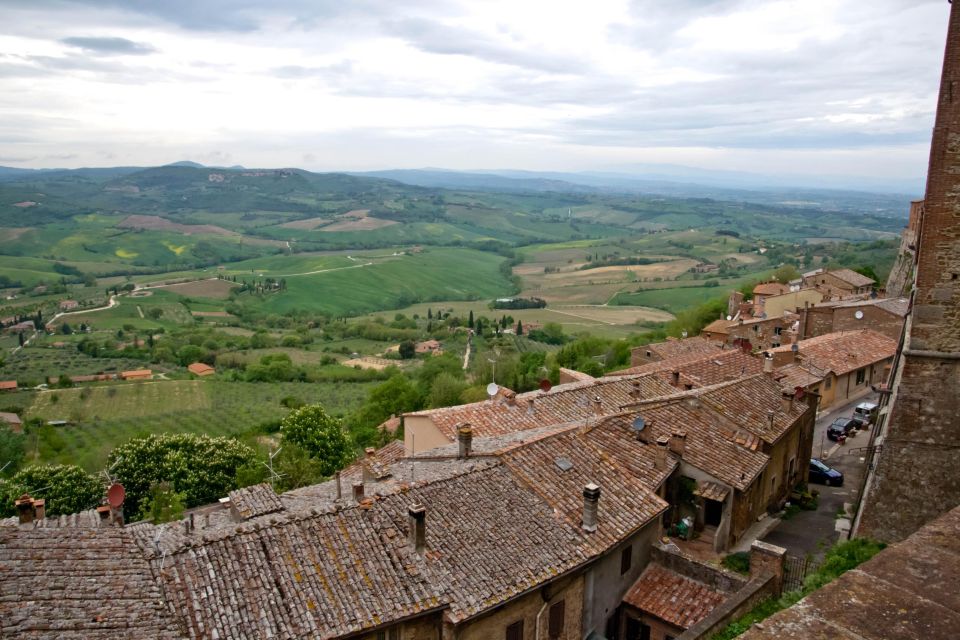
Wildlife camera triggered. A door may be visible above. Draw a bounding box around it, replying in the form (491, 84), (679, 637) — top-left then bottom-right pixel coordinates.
(624, 617), (650, 640)
(705, 499), (723, 527)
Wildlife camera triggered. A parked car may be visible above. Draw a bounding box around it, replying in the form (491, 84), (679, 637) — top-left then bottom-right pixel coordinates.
(851, 402), (879, 428)
(809, 458), (844, 486)
(827, 417), (858, 441)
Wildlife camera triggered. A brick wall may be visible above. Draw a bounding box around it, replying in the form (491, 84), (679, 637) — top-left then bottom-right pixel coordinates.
(855, 2), (960, 544)
(831, 306), (904, 341)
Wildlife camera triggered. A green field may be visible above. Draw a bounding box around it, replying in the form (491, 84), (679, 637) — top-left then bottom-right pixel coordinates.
(24, 379), (376, 471)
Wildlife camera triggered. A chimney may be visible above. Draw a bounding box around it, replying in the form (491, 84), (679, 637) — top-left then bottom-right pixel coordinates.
(582, 483), (600, 532)
(655, 436), (670, 471)
(504, 390), (517, 406)
(671, 371), (680, 387)
(763, 352), (774, 374)
(457, 423), (473, 459)
(362, 448), (376, 482)
(767, 409), (776, 431)
(15, 494), (43, 525)
(592, 395), (603, 416)
(781, 392), (794, 414)
(526, 397), (536, 415)
(669, 430), (687, 457)
(336, 471), (343, 500)
(629, 380), (642, 399)
(352, 481), (364, 503)
(408, 503), (426, 552)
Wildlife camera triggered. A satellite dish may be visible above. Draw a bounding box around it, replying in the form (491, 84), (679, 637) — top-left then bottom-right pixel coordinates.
(681, 330), (688, 338)
(486, 382), (499, 398)
(854, 310), (864, 320)
(791, 343), (799, 353)
(631, 416), (646, 432)
(726, 315), (732, 321)
(539, 379), (552, 393)
(106, 483), (125, 508)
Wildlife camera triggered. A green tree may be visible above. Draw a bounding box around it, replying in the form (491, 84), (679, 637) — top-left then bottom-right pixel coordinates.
(398, 340), (416, 359)
(772, 264), (801, 283)
(147, 307), (164, 320)
(108, 433), (256, 518)
(281, 404), (353, 476)
(177, 344), (205, 366)
(427, 372), (469, 408)
(5, 464), (102, 516)
(142, 481), (186, 523)
(468, 310), (474, 329)
(0, 424), (26, 477)
(516, 319), (523, 336)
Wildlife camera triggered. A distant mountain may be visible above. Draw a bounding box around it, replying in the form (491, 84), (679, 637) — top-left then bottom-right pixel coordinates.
(354, 169), (599, 194)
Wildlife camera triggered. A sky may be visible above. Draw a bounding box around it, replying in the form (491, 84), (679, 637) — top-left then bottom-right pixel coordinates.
(0, 0), (950, 187)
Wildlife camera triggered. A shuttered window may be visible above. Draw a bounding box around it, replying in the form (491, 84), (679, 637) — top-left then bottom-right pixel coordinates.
(548, 600), (565, 638)
(620, 544), (632, 575)
(506, 620), (523, 640)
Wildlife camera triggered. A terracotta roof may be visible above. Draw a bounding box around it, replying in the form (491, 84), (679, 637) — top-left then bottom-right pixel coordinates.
(187, 362), (214, 375)
(740, 505), (960, 640)
(642, 336), (723, 360)
(827, 296), (910, 317)
(120, 369), (152, 378)
(753, 282), (790, 296)
(611, 349), (762, 389)
(624, 563), (730, 629)
(773, 362), (824, 392)
(405, 374), (676, 442)
(702, 318), (732, 334)
(0, 381), (17, 390)
(0, 527), (185, 638)
(694, 481), (730, 502)
(770, 330), (897, 376)
(827, 268), (875, 287)
(558, 367), (595, 382)
(0, 412), (21, 425)
(228, 483), (283, 520)
(700, 374), (809, 445)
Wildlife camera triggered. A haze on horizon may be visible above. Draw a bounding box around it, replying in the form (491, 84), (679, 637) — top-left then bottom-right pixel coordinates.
(0, 0), (949, 191)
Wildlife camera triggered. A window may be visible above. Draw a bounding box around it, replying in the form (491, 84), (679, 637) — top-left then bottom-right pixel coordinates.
(620, 545), (632, 575)
(774, 326), (783, 335)
(548, 600), (565, 638)
(506, 620), (524, 640)
(856, 368), (866, 385)
(825, 376), (832, 390)
(376, 630), (399, 640)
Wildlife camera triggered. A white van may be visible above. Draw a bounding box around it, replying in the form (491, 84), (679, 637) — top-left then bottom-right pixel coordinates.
(852, 402), (879, 427)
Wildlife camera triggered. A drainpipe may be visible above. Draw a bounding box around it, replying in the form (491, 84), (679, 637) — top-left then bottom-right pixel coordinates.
(535, 599), (550, 640)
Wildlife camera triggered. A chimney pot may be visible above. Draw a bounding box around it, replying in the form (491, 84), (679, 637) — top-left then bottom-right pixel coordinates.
(763, 353), (774, 374)
(408, 503), (426, 552)
(352, 481), (364, 503)
(582, 483), (600, 532)
(671, 371), (680, 386)
(654, 436), (670, 471)
(15, 493), (39, 525)
(365, 447), (376, 458)
(669, 430), (687, 457)
(457, 423), (473, 459)
(781, 392), (794, 414)
(592, 395), (603, 416)
(629, 380), (641, 399)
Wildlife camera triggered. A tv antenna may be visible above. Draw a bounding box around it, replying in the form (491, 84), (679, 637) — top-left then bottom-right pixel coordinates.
(261, 447), (285, 489)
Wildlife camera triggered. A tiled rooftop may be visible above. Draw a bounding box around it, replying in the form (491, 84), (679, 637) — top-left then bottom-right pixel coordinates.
(611, 348), (763, 389)
(406, 374), (676, 441)
(0, 527), (185, 639)
(643, 336), (723, 360)
(228, 483), (284, 520)
(827, 268), (875, 288)
(770, 330), (897, 376)
(624, 563), (730, 629)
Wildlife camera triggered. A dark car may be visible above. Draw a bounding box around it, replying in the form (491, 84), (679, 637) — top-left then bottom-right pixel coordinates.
(827, 417), (857, 441)
(809, 458), (844, 486)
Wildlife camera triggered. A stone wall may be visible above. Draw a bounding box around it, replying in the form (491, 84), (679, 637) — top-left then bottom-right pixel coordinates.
(855, 2), (960, 544)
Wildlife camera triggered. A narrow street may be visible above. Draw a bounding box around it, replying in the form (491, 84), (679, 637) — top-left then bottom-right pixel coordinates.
(760, 391), (878, 559)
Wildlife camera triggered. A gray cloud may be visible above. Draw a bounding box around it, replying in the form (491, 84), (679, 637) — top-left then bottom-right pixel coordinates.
(61, 36), (156, 55)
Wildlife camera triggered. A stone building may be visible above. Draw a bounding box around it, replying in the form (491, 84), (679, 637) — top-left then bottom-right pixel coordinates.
(801, 268), (875, 297)
(854, 0), (960, 544)
(629, 336), (722, 367)
(797, 297), (909, 341)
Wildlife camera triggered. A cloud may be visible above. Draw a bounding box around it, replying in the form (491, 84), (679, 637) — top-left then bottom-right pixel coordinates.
(61, 36), (156, 55)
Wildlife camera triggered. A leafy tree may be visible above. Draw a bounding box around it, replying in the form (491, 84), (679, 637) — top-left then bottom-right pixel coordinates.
(281, 404), (353, 476)
(5, 464), (102, 516)
(108, 433), (256, 518)
(177, 344), (205, 366)
(516, 319), (523, 336)
(349, 373), (421, 435)
(468, 310), (474, 329)
(147, 307), (164, 320)
(398, 340), (416, 359)
(0, 424), (26, 477)
(143, 481), (186, 523)
(427, 372), (469, 408)
(772, 264), (800, 283)
(854, 265), (879, 283)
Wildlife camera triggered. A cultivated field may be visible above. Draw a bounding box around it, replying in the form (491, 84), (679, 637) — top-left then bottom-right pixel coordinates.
(154, 278), (237, 299)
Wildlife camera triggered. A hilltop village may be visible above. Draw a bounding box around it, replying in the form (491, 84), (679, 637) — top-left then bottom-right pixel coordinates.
(3, 7), (960, 640)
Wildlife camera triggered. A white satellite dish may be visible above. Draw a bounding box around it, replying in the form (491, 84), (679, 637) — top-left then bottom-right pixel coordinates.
(726, 315), (732, 321)
(486, 382), (499, 397)
(854, 310), (864, 320)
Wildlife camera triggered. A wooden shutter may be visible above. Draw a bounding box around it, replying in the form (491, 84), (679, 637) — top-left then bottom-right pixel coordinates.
(548, 600), (565, 638)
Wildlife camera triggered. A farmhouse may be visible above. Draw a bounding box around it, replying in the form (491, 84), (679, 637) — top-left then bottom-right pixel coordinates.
(3, 321), (34, 334)
(120, 369), (152, 381)
(58, 299), (79, 311)
(414, 339), (442, 355)
(187, 362), (215, 376)
(0, 412), (22, 433)
(0, 381), (17, 392)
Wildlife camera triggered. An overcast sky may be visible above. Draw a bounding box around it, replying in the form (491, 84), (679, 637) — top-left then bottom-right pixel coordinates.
(0, 0), (950, 186)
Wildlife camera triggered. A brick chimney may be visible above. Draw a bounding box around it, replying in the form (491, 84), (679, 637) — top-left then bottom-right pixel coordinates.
(408, 504), (426, 553)
(781, 392), (794, 414)
(629, 380), (642, 399)
(671, 371), (680, 387)
(504, 390), (517, 406)
(655, 436), (670, 471)
(582, 483), (600, 532)
(362, 447), (377, 482)
(15, 494), (44, 525)
(352, 481), (364, 503)
(669, 430), (686, 457)
(457, 423), (473, 459)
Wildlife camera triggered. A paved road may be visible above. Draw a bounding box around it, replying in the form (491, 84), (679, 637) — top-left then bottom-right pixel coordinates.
(761, 392), (878, 559)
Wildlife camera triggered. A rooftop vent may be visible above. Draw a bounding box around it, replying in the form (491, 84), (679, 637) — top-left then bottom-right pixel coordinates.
(554, 457), (574, 472)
